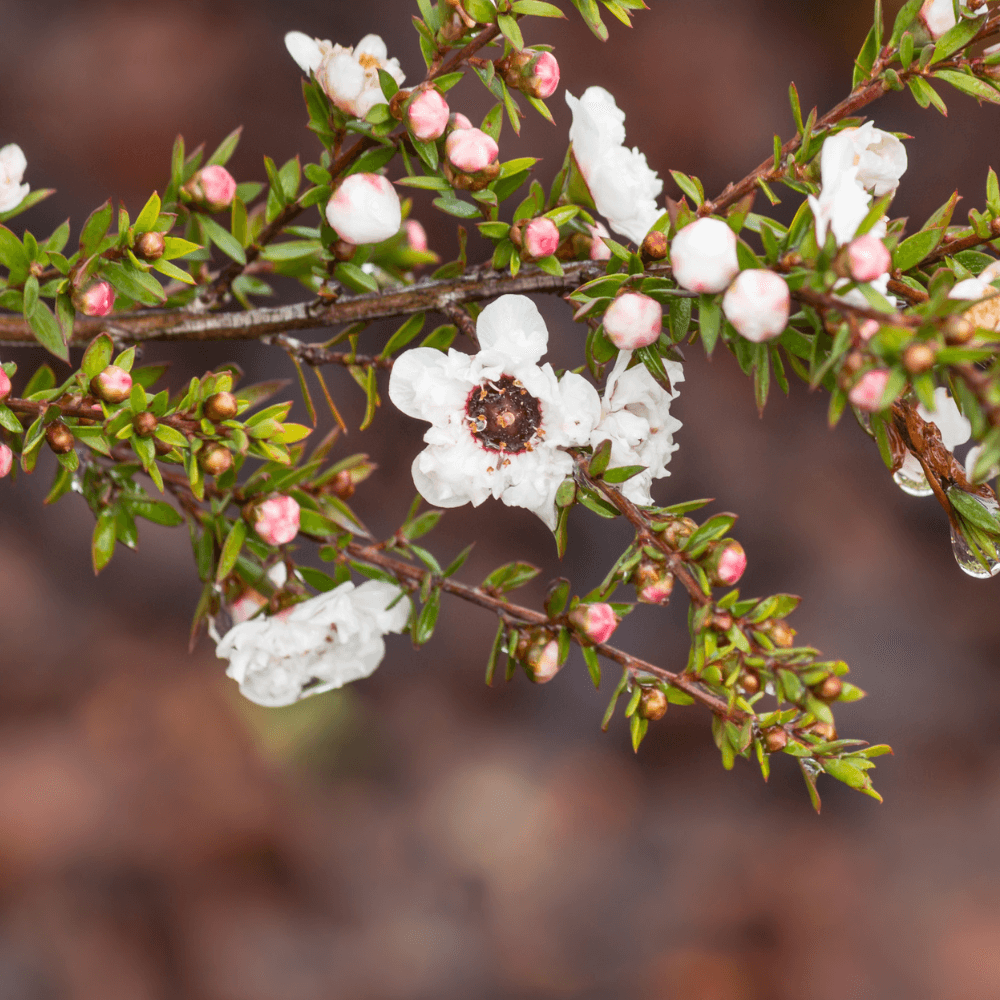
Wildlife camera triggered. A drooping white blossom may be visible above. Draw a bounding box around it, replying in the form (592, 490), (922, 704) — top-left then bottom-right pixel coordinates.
(0, 144), (29, 214)
(284, 31), (405, 119)
(565, 87), (663, 246)
(388, 295), (601, 530)
(216, 580), (411, 707)
(590, 349), (684, 506)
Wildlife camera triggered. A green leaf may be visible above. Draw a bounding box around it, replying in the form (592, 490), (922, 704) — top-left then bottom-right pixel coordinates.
(948, 487), (1000, 536)
(216, 519), (248, 581)
(81, 332), (114, 378)
(200, 215), (247, 264)
(582, 645), (601, 688)
(334, 261), (379, 294)
(512, 0), (565, 14)
(161, 236), (202, 260)
(933, 69), (1000, 106)
(0, 187), (54, 223)
(92, 509), (117, 574)
(79, 199), (113, 253)
(892, 228), (944, 272)
(497, 13), (524, 49)
(932, 15), (985, 64)
(28, 301), (68, 361)
(602, 464), (645, 484)
(432, 196), (481, 219)
(907, 75), (947, 115)
(889, 0), (921, 46)
(206, 125), (243, 167)
(102, 260), (165, 306)
(132, 500), (184, 527)
(380, 313), (426, 358)
(414, 589), (440, 646)
(669, 170), (704, 207)
(133, 191), (162, 233)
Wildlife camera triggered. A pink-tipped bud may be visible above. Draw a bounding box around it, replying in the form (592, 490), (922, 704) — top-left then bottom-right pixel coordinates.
(90, 365), (132, 404)
(445, 127), (499, 174)
(521, 217), (560, 262)
(326, 173), (402, 245)
(722, 269), (790, 343)
(588, 223), (612, 261)
(74, 281), (115, 317)
(0, 443), (11, 478)
(706, 540), (746, 587)
(187, 165), (237, 212)
(670, 218), (740, 294)
(634, 561), (674, 605)
(568, 603), (618, 645)
(847, 234), (892, 283)
(0, 367), (10, 404)
(448, 112), (473, 133)
(848, 368), (891, 412)
(603, 292), (662, 350)
(230, 588), (266, 625)
(251, 495), (301, 546)
(525, 638), (561, 684)
(502, 49), (560, 100)
(405, 219), (428, 252)
(406, 88), (450, 142)
(859, 319), (880, 342)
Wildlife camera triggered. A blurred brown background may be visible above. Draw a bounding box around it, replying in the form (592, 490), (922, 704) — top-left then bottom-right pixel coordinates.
(1, 1), (1000, 997)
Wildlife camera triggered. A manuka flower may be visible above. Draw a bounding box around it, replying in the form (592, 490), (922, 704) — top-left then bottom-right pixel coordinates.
(0, 144), (29, 213)
(216, 580), (410, 707)
(566, 86), (663, 246)
(284, 31), (405, 119)
(388, 295), (601, 530)
(590, 349), (684, 507)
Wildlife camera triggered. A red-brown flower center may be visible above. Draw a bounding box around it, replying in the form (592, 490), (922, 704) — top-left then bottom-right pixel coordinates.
(466, 375), (542, 453)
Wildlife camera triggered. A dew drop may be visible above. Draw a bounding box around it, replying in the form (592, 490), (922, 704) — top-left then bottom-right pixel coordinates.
(950, 493), (1000, 578)
(893, 452), (933, 498)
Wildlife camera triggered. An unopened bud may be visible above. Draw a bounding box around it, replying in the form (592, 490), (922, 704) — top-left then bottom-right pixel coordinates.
(74, 280), (115, 317)
(326, 173), (403, 245)
(640, 230), (669, 263)
(331, 469), (356, 499)
(134, 231), (165, 261)
(902, 343), (936, 375)
(199, 444), (233, 477)
(588, 223), (612, 261)
(443, 127), (500, 191)
(568, 602), (618, 644)
(45, 421), (74, 454)
(185, 165), (237, 212)
(847, 368), (891, 412)
(516, 217), (560, 262)
(0, 443), (12, 478)
(405, 219), (428, 253)
(662, 517), (697, 548)
(522, 635), (562, 684)
(768, 621), (795, 648)
(670, 217), (739, 294)
(247, 495), (301, 546)
(704, 540), (747, 587)
(0, 367), (10, 404)
(722, 269), (790, 343)
(633, 560), (674, 604)
(447, 112), (473, 133)
(405, 87), (450, 142)
(762, 726), (788, 753)
(847, 233), (891, 283)
(710, 611), (734, 632)
(203, 391), (239, 422)
(741, 670), (760, 695)
(153, 436), (174, 457)
(943, 315), (975, 345)
(90, 365), (133, 404)
(805, 721), (837, 741)
(132, 411), (158, 437)
(815, 675), (843, 701)
(500, 49), (560, 100)
(858, 319), (880, 342)
(603, 292), (662, 350)
(638, 687), (668, 721)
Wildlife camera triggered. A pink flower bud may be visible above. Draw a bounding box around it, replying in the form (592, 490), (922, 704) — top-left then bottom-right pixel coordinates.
(568, 603), (618, 644)
(503, 49), (560, 99)
(90, 365), (132, 404)
(0, 366), (10, 404)
(603, 292), (662, 350)
(721, 269), (790, 343)
(714, 542), (747, 586)
(0, 443), (11, 478)
(847, 234), (892, 283)
(522, 217), (560, 261)
(526, 638), (561, 684)
(449, 112), (473, 132)
(75, 281), (115, 317)
(445, 127), (499, 174)
(670, 218), (740, 294)
(253, 495), (301, 546)
(189, 165), (237, 212)
(848, 368), (891, 412)
(859, 319), (880, 342)
(230, 589), (266, 624)
(530, 51), (560, 100)
(405, 219), (428, 252)
(588, 223), (611, 261)
(326, 173), (402, 245)
(406, 88), (450, 142)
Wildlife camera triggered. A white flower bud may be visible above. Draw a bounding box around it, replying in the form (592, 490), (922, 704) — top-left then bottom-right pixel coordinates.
(406, 89), (450, 142)
(670, 218), (739, 294)
(919, 0), (956, 39)
(603, 292), (662, 350)
(848, 369), (891, 412)
(722, 270), (790, 343)
(0, 144), (29, 213)
(325, 173), (402, 245)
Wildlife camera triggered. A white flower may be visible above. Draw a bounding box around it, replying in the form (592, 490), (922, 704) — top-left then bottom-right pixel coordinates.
(920, 0), (956, 39)
(0, 144), (29, 214)
(388, 294), (601, 530)
(284, 31), (405, 119)
(896, 388), (971, 491)
(566, 87), (663, 246)
(808, 166), (871, 247)
(217, 580), (410, 707)
(325, 173), (402, 245)
(949, 261), (1000, 332)
(590, 349), (684, 506)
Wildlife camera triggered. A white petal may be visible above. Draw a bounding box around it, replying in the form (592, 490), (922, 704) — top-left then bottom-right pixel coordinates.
(550, 371), (601, 447)
(918, 388), (971, 450)
(476, 294), (550, 364)
(0, 144), (27, 182)
(355, 34), (389, 60)
(284, 31), (324, 73)
(388, 347), (472, 424)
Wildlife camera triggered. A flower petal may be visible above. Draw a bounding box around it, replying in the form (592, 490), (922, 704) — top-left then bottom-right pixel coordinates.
(476, 294), (549, 364)
(284, 31), (324, 74)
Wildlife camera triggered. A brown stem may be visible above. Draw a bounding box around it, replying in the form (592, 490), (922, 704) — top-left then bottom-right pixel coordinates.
(793, 286), (919, 327)
(263, 333), (395, 370)
(4, 396), (198, 434)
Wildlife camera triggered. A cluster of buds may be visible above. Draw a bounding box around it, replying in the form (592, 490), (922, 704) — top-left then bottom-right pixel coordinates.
(510, 217), (559, 263)
(443, 120), (499, 192)
(73, 280), (115, 318)
(632, 559), (674, 604)
(90, 364), (132, 405)
(183, 165), (237, 213)
(244, 495), (301, 547)
(497, 49), (560, 100)
(517, 629), (562, 684)
(603, 292), (662, 350)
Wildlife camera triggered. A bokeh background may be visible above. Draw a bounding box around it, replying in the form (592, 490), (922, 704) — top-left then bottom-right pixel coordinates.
(1, 1), (1000, 997)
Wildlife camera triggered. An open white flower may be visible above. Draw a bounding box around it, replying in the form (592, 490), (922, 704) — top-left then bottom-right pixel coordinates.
(389, 295), (601, 530)
(284, 31), (405, 119)
(0, 144), (29, 214)
(895, 388), (971, 496)
(949, 260), (1000, 332)
(216, 580), (410, 707)
(591, 350), (684, 506)
(565, 87), (663, 246)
